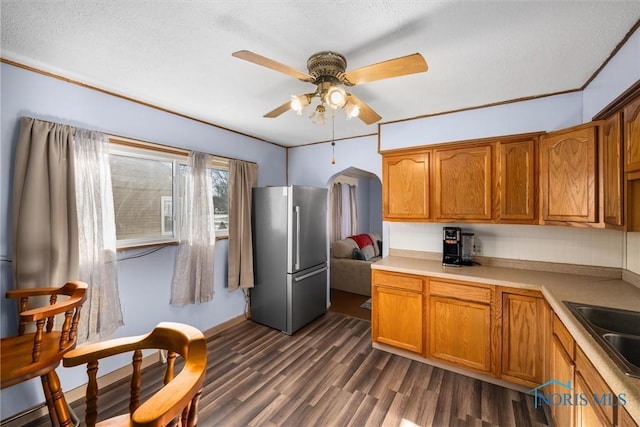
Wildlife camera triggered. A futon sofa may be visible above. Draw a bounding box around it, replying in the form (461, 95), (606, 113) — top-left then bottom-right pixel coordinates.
(330, 233), (382, 297)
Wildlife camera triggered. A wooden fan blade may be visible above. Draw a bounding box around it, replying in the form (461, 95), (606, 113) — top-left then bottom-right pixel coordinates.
(263, 100), (292, 118)
(348, 94), (382, 125)
(344, 53), (428, 86)
(232, 50), (314, 82)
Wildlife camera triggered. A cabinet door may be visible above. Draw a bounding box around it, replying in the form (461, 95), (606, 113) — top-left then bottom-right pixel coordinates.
(497, 139), (536, 222)
(501, 292), (547, 387)
(550, 335), (575, 427)
(434, 144), (492, 220)
(619, 406), (639, 427)
(428, 296), (491, 372)
(372, 286), (423, 353)
(575, 372), (605, 427)
(625, 96), (640, 172)
(539, 124), (597, 223)
(602, 113), (624, 226)
(382, 151), (430, 220)
(576, 347), (615, 425)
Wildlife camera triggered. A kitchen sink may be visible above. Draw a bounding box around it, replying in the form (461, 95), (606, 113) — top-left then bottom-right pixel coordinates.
(564, 301), (640, 378)
(603, 334), (640, 369)
(574, 305), (640, 336)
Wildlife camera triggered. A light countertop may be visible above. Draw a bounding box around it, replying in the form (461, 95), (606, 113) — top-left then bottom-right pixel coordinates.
(372, 255), (640, 422)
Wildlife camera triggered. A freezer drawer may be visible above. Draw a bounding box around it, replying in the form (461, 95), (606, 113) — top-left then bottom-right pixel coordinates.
(287, 264), (327, 334)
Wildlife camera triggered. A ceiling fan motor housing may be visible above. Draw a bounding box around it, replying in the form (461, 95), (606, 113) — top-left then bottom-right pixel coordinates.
(307, 51), (347, 85)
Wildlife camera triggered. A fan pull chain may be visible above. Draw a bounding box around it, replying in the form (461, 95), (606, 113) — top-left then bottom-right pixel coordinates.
(331, 113), (336, 164)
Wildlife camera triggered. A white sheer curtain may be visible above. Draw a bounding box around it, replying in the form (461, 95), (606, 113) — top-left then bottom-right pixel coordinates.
(73, 128), (123, 343)
(171, 151), (216, 306)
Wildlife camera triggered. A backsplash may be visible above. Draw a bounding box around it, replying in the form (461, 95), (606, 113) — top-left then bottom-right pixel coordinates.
(388, 223), (625, 269)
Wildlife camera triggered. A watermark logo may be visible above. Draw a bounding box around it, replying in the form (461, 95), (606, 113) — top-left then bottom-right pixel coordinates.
(528, 379), (627, 409)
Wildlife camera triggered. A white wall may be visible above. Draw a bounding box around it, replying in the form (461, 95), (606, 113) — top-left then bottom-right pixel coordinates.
(0, 63), (287, 419)
(288, 135), (381, 186)
(380, 91), (583, 151)
(583, 28), (640, 122)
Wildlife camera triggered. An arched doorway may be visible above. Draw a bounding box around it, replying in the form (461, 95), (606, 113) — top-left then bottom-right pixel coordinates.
(326, 166), (382, 240)
(325, 167), (382, 321)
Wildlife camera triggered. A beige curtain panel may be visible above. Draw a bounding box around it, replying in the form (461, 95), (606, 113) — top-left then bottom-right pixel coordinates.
(330, 182), (342, 243)
(12, 117), (79, 288)
(349, 184), (358, 236)
(227, 159), (258, 290)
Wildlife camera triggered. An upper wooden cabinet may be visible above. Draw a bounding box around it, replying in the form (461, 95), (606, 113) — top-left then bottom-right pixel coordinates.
(602, 113), (624, 227)
(539, 123), (598, 224)
(624, 95), (640, 172)
(496, 137), (537, 223)
(433, 144), (493, 221)
(382, 151), (430, 221)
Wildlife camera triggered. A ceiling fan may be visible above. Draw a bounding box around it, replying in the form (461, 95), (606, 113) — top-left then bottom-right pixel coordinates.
(232, 50), (428, 125)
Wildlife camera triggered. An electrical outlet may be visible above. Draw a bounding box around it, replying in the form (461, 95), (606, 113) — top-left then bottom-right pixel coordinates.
(473, 240), (482, 256)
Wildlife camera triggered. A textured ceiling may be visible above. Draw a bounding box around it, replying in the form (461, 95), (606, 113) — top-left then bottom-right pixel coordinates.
(2, 1), (640, 147)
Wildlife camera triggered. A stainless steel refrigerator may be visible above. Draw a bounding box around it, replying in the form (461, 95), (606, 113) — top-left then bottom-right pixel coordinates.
(250, 185), (328, 335)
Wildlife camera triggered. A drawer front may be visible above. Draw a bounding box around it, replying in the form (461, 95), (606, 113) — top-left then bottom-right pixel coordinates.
(429, 280), (491, 304)
(553, 314), (575, 360)
(373, 270), (424, 292)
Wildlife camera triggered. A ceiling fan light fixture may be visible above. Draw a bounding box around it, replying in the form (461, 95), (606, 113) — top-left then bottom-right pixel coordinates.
(343, 100), (360, 119)
(326, 86), (347, 109)
(290, 94), (310, 115)
(309, 104), (328, 125)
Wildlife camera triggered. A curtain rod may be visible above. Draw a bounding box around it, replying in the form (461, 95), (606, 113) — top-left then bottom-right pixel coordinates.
(107, 133), (257, 166)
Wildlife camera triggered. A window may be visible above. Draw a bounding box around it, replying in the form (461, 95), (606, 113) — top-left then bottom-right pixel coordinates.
(209, 167), (229, 235)
(109, 138), (229, 248)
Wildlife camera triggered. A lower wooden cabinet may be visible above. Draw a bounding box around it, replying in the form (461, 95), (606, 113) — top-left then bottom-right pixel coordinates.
(428, 280), (493, 373)
(575, 371), (606, 427)
(575, 346), (615, 426)
(500, 289), (549, 387)
(550, 325), (576, 427)
(371, 270), (425, 354)
(620, 406), (640, 427)
(371, 269), (639, 427)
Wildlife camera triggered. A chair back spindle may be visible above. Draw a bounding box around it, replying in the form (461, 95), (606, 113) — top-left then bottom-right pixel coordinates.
(130, 349), (143, 415)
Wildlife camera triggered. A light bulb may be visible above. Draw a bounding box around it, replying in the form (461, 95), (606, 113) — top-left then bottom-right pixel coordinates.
(309, 104), (327, 125)
(344, 100), (360, 119)
(326, 86), (346, 109)
(290, 94), (309, 115)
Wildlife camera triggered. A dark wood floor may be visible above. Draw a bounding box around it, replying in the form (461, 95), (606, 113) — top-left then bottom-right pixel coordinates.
(26, 310), (551, 427)
(329, 289), (371, 321)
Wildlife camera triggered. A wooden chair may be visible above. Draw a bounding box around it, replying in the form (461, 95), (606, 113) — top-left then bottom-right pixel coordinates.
(1, 280), (88, 426)
(63, 322), (207, 426)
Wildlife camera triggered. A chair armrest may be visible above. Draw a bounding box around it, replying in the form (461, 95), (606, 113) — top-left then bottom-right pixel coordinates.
(18, 284), (88, 322)
(63, 334), (148, 367)
(6, 287), (61, 298)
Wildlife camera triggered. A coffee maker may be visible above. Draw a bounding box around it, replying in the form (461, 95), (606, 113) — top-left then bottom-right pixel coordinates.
(443, 227), (475, 267)
(442, 227), (462, 266)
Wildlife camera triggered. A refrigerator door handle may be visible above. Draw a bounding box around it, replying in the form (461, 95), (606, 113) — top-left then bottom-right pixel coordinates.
(294, 266), (328, 282)
(295, 205), (301, 270)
